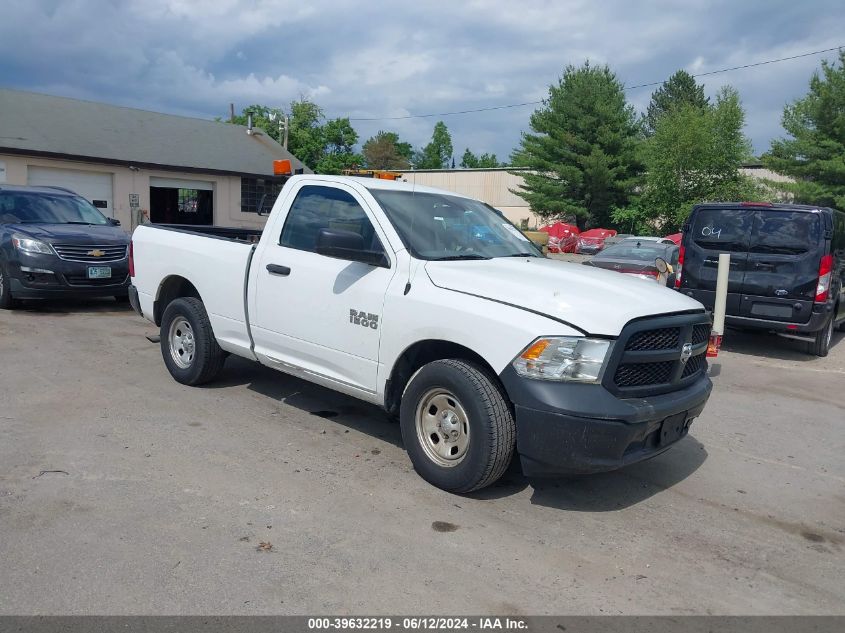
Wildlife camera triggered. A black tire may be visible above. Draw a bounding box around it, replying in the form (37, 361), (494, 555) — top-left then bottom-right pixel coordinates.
(114, 294), (130, 303)
(809, 315), (834, 357)
(160, 297), (226, 385)
(399, 359), (515, 493)
(0, 262), (19, 310)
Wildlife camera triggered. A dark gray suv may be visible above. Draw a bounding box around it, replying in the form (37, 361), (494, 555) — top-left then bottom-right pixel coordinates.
(0, 184), (130, 308)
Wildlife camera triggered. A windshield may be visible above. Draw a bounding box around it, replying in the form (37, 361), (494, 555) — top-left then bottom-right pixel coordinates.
(0, 192), (110, 225)
(599, 242), (673, 261)
(369, 190), (541, 260)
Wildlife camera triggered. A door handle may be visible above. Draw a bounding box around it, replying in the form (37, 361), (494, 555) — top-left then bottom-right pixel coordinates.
(266, 264), (291, 276)
(755, 262), (775, 269)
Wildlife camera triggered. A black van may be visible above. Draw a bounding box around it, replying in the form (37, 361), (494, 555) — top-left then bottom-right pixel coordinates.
(677, 202), (845, 356)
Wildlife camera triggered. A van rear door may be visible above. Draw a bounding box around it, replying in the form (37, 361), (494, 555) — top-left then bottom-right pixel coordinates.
(739, 209), (823, 323)
(684, 206), (753, 313)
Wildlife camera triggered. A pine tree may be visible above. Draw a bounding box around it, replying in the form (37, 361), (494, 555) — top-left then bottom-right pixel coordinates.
(511, 62), (642, 229)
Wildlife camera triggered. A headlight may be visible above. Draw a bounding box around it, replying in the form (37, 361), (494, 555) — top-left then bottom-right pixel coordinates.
(512, 337), (613, 382)
(12, 235), (54, 255)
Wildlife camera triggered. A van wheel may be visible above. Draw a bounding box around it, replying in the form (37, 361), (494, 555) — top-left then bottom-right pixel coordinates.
(810, 316), (834, 357)
(399, 359), (515, 493)
(0, 263), (19, 310)
(160, 297), (226, 385)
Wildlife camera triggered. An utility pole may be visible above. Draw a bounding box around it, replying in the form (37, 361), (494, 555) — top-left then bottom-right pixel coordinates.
(269, 110), (289, 150)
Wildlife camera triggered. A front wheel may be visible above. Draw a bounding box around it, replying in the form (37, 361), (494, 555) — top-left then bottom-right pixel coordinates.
(160, 297), (226, 385)
(809, 315), (834, 357)
(399, 359), (515, 493)
(0, 262), (19, 310)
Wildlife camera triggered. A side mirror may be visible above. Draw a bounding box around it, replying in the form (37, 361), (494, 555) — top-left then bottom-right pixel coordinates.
(655, 257), (669, 274)
(109, 218), (121, 226)
(315, 228), (389, 268)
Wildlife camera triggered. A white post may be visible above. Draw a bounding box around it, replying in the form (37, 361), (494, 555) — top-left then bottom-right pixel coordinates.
(713, 253), (730, 335)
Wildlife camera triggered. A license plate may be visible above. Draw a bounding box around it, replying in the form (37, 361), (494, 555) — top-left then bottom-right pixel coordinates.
(87, 266), (112, 279)
(659, 412), (688, 446)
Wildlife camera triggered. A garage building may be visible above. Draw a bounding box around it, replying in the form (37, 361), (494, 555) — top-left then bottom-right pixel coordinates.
(0, 89), (308, 231)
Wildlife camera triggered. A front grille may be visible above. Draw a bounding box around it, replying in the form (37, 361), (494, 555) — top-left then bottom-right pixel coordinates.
(604, 312), (712, 396)
(614, 361), (673, 387)
(691, 324), (711, 345)
(626, 327), (680, 351)
(682, 353), (706, 378)
(64, 274), (129, 287)
(53, 244), (127, 263)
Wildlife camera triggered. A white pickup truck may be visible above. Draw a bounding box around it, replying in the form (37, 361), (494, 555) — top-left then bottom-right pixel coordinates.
(129, 175), (712, 492)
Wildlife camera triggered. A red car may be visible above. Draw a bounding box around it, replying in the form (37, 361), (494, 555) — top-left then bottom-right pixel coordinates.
(576, 228), (617, 254)
(540, 222), (580, 253)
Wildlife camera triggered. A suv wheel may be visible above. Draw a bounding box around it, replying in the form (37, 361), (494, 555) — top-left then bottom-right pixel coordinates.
(810, 316), (834, 357)
(399, 359), (515, 493)
(0, 262), (19, 310)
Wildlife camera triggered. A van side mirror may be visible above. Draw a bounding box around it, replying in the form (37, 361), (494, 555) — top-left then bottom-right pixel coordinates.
(109, 218), (121, 226)
(315, 228), (389, 268)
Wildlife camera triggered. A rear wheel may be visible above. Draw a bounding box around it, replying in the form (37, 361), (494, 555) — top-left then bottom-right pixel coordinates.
(160, 297), (226, 385)
(0, 262), (19, 310)
(809, 315), (834, 357)
(399, 359), (515, 493)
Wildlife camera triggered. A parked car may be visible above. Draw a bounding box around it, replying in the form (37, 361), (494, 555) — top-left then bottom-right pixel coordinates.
(576, 228), (617, 254)
(677, 202), (845, 356)
(602, 233), (634, 248)
(664, 232), (683, 246)
(540, 222), (579, 253)
(621, 236), (677, 245)
(129, 175), (713, 493)
(583, 240), (680, 286)
(0, 185), (130, 308)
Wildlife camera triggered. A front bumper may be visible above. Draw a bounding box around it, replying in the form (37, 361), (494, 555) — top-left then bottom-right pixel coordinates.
(7, 254), (130, 299)
(499, 366), (712, 477)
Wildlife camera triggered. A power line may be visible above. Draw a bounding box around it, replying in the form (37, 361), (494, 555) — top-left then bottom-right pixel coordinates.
(347, 45), (843, 122)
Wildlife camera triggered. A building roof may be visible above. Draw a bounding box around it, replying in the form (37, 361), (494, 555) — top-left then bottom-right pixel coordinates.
(0, 88), (310, 177)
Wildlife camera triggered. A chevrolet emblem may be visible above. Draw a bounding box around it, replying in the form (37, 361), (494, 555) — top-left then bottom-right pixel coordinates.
(87, 249), (106, 257)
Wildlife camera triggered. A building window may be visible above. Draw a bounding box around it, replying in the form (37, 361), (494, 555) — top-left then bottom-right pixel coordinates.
(241, 177), (285, 214)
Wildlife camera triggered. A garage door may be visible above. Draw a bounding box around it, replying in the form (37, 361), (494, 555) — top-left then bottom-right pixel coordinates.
(27, 166), (114, 218)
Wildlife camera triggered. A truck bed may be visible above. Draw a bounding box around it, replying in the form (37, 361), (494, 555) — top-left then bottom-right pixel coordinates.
(131, 223), (258, 358)
(154, 224), (263, 244)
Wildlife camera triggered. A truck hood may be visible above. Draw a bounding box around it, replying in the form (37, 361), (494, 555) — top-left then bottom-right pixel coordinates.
(7, 223), (128, 245)
(425, 257), (704, 336)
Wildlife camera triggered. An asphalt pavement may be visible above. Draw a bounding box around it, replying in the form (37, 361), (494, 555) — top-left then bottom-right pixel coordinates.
(0, 297), (843, 615)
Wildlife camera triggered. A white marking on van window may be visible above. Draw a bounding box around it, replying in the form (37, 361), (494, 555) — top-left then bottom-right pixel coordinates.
(701, 225), (722, 239)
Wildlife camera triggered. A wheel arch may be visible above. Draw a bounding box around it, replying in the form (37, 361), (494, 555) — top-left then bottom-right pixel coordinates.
(153, 275), (202, 326)
(384, 339), (506, 416)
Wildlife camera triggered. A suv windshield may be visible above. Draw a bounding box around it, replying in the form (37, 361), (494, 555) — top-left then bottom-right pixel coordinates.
(369, 190), (540, 260)
(0, 192), (109, 225)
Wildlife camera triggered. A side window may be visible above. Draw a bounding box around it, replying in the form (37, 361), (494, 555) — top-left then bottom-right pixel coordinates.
(279, 185), (384, 255)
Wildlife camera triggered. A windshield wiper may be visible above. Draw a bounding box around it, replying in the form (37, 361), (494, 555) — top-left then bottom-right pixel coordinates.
(500, 252), (539, 258)
(431, 254), (491, 261)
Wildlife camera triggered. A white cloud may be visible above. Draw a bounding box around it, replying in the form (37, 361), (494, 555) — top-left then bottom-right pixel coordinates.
(1, 0), (843, 157)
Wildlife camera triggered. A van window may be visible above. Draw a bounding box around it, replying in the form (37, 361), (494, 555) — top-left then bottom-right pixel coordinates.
(691, 208), (752, 251)
(751, 211), (820, 254)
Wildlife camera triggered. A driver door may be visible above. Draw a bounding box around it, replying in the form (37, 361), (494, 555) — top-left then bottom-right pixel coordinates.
(250, 183), (395, 395)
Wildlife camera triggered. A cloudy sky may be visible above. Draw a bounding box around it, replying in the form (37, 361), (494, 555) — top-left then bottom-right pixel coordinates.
(1, 0), (843, 163)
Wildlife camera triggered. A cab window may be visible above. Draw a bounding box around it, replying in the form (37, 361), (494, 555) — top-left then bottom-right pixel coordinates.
(279, 185), (384, 255)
